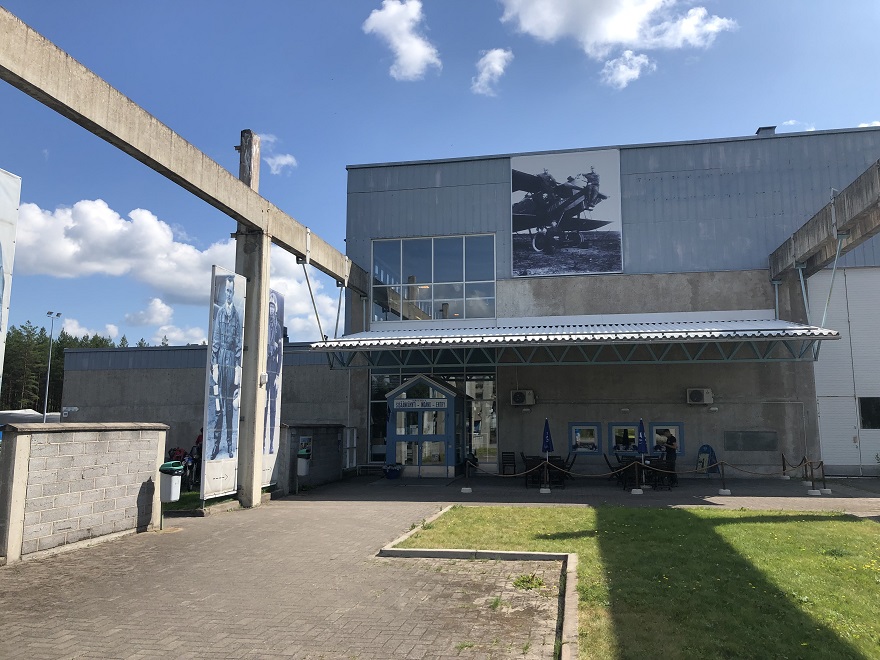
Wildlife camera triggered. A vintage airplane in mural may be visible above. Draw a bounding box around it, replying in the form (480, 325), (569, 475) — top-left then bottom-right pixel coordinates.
(512, 167), (611, 253)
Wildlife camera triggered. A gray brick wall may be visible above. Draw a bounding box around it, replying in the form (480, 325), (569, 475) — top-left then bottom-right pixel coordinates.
(1, 424), (167, 558)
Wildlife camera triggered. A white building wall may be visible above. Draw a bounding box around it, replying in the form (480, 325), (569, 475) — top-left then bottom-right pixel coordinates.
(810, 268), (880, 473)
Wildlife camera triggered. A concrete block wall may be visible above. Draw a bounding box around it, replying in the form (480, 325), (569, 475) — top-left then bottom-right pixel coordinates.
(0, 423), (167, 563)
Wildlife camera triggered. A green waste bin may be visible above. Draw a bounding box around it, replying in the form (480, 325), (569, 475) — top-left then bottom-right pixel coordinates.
(297, 449), (311, 476)
(159, 460), (185, 502)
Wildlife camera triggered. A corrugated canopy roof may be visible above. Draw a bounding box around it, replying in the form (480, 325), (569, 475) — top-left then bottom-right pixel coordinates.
(311, 311), (837, 368)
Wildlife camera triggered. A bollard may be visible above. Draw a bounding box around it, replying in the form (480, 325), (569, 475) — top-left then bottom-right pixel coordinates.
(718, 462), (731, 495)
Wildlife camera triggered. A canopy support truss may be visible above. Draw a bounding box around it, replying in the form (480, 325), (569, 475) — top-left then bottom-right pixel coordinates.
(319, 337), (823, 370)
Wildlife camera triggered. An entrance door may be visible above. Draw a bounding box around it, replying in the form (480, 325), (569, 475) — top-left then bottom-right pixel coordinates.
(467, 379), (497, 473)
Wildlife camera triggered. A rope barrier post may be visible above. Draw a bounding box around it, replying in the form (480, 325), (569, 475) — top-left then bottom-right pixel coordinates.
(807, 461), (821, 496)
(718, 462), (731, 495)
(819, 461), (832, 494)
(802, 456), (809, 484)
(540, 459), (551, 494)
(780, 453), (790, 479)
(461, 458), (472, 494)
(630, 461), (643, 495)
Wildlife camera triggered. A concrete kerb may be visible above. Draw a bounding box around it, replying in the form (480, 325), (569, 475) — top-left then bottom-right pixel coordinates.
(379, 504), (580, 660)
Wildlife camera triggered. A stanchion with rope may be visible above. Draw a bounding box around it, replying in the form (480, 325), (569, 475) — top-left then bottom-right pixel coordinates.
(718, 462), (731, 495)
(819, 461), (832, 495)
(461, 457), (474, 494)
(807, 461), (821, 496)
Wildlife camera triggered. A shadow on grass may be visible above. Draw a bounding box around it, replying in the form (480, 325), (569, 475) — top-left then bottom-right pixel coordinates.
(594, 507), (868, 660)
(534, 529), (598, 540)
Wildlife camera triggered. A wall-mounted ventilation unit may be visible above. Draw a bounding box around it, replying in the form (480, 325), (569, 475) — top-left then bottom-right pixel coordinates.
(510, 390), (535, 406)
(687, 388), (714, 405)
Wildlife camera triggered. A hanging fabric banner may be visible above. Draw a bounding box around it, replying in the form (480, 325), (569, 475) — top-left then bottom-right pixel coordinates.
(261, 289), (284, 487)
(201, 266), (246, 499)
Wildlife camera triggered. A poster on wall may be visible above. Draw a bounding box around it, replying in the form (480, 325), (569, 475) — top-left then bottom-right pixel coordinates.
(261, 289), (284, 487)
(0, 169), (20, 393)
(201, 266), (246, 499)
(511, 150), (622, 277)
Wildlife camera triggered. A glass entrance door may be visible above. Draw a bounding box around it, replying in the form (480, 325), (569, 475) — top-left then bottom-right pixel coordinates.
(467, 379), (497, 473)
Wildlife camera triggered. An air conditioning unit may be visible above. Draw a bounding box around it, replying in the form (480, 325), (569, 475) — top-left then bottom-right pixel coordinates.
(510, 390), (535, 406)
(687, 388), (714, 405)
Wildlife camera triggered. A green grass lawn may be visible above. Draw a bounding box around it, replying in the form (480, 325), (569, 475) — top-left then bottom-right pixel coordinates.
(398, 506), (880, 659)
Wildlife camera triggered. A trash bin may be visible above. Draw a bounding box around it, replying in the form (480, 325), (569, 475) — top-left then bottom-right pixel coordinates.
(297, 449), (311, 477)
(159, 460), (185, 503)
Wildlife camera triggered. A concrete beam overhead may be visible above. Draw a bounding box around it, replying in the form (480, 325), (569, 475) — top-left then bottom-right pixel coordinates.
(770, 160), (880, 279)
(0, 7), (368, 294)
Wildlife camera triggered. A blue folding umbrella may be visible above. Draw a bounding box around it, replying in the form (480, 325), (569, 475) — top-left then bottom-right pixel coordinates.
(541, 418), (554, 455)
(637, 418), (648, 454)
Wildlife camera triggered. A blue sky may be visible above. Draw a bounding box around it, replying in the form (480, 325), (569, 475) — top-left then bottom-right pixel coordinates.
(1, 0), (879, 344)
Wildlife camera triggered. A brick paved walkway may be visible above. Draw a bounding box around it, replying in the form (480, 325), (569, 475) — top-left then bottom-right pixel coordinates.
(2, 474), (878, 659)
(0, 497), (561, 659)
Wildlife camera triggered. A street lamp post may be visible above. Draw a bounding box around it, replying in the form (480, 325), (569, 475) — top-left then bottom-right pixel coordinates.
(43, 311), (62, 423)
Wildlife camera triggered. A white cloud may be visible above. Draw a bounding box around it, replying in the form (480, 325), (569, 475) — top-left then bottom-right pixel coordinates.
(471, 48), (514, 96)
(499, 0), (735, 86)
(258, 133), (279, 147)
(63, 318), (119, 340)
(125, 298), (174, 326)
(152, 324), (206, 346)
(363, 0), (441, 81)
(17, 198), (341, 345)
(17, 200), (235, 305)
(601, 50), (656, 89)
(264, 153), (298, 175)
(268, 247), (341, 342)
(858, 121), (880, 127)
(780, 119), (815, 132)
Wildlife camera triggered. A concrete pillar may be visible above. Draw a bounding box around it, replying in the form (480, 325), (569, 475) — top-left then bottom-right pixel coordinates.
(235, 130), (269, 508)
(0, 433), (31, 563)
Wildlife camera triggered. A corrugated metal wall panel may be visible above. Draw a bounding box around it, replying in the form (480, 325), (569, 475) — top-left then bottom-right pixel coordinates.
(810, 267), (880, 468)
(348, 129), (880, 281)
(817, 396), (862, 465)
(619, 131), (880, 274)
(843, 269), (880, 392)
(809, 270), (854, 397)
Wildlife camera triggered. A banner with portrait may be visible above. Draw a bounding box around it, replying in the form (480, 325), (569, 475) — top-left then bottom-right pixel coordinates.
(0, 169), (20, 393)
(201, 266), (247, 499)
(261, 289), (284, 487)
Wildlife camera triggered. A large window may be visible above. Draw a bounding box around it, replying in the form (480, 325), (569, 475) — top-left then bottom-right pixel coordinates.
(372, 234), (495, 322)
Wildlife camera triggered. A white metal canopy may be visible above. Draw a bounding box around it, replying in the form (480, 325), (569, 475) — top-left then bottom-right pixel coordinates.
(311, 311), (838, 369)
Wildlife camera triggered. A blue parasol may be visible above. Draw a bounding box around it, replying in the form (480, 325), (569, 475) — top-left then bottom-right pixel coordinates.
(637, 418), (648, 454)
(541, 418), (554, 454)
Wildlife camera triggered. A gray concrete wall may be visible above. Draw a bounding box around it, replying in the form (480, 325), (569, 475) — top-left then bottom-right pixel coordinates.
(496, 269), (775, 318)
(280, 364), (350, 427)
(0, 423), (166, 563)
(496, 361), (818, 477)
(287, 425), (344, 491)
(62, 368), (205, 454)
(62, 353), (354, 459)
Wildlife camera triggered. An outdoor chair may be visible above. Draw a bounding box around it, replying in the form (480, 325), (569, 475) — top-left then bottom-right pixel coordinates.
(524, 455), (542, 488)
(604, 453), (624, 486)
(648, 459), (674, 490)
(618, 456), (641, 490)
(547, 456), (566, 488)
(501, 452), (517, 475)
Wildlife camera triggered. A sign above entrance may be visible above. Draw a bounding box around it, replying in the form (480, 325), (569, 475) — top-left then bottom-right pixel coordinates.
(394, 399), (448, 410)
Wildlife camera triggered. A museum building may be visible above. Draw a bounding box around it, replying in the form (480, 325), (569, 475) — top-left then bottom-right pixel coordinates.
(312, 125), (880, 478)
